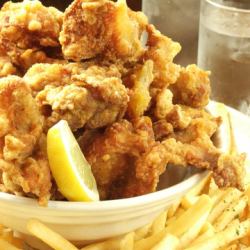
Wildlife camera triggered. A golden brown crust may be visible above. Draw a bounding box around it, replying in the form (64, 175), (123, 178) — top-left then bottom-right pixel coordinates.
(170, 64), (211, 108)
(84, 117), (155, 199)
(0, 76), (51, 204)
(126, 60), (154, 118)
(0, 0), (63, 73)
(144, 24), (181, 88)
(60, 0), (147, 62)
(25, 63), (129, 131)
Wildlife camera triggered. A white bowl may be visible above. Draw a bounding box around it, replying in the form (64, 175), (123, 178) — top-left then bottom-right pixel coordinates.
(0, 169), (206, 249)
(0, 102), (249, 249)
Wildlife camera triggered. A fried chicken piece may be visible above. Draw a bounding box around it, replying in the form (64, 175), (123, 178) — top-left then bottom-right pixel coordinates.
(60, 0), (147, 62)
(24, 63), (129, 131)
(144, 25), (181, 88)
(0, 76), (43, 159)
(77, 129), (102, 153)
(161, 111), (245, 189)
(24, 63), (82, 94)
(14, 48), (65, 73)
(0, 0), (62, 47)
(126, 60), (154, 118)
(84, 117), (156, 199)
(153, 120), (173, 140)
(86, 109), (237, 198)
(153, 92), (192, 140)
(214, 153), (246, 189)
(126, 135), (245, 197)
(170, 64), (211, 108)
(0, 76), (51, 204)
(172, 116), (217, 144)
(121, 114), (217, 197)
(153, 104), (214, 141)
(153, 106), (192, 141)
(0, 56), (18, 77)
(120, 142), (170, 198)
(0, 136), (51, 205)
(154, 88), (174, 119)
(0, 0), (63, 72)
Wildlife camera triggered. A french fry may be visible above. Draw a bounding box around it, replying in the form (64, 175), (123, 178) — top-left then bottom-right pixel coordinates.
(227, 219), (240, 228)
(179, 208), (210, 248)
(190, 224), (214, 245)
(208, 178), (219, 196)
(164, 195), (212, 237)
(208, 188), (242, 223)
(151, 234), (179, 250)
(27, 219), (78, 250)
(134, 228), (166, 250)
(150, 210), (168, 235)
(181, 195), (199, 210)
(244, 185), (250, 208)
(134, 195), (212, 250)
(0, 238), (21, 250)
(173, 207), (185, 219)
(168, 200), (181, 218)
(192, 220), (239, 247)
(210, 189), (225, 208)
(214, 195), (248, 232)
(185, 219), (250, 250)
(81, 232), (134, 250)
(165, 215), (177, 227)
(134, 223), (152, 241)
(0, 224), (4, 235)
(199, 222), (213, 235)
(181, 172), (212, 209)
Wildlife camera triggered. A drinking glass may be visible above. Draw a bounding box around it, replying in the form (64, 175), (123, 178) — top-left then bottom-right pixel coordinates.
(198, 0), (250, 114)
(142, 0), (200, 66)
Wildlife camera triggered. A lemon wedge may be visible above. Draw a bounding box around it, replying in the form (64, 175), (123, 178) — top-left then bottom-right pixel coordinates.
(47, 120), (99, 202)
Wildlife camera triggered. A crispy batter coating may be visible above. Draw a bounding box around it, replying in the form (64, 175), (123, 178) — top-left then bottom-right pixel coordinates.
(171, 64), (211, 108)
(0, 56), (18, 77)
(153, 120), (173, 141)
(85, 113), (245, 200)
(131, 136), (245, 196)
(164, 110), (245, 189)
(0, 76), (51, 204)
(60, 0), (147, 62)
(84, 117), (156, 199)
(126, 60), (154, 118)
(154, 88), (174, 119)
(214, 153), (246, 190)
(24, 63), (129, 131)
(0, 0), (62, 47)
(145, 24), (181, 88)
(0, 0), (63, 72)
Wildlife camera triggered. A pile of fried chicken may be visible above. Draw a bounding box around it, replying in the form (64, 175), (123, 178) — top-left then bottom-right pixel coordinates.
(0, 0), (246, 205)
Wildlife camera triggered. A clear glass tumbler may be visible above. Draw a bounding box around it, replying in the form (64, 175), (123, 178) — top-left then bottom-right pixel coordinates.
(142, 0), (200, 66)
(198, 0), (250, 114)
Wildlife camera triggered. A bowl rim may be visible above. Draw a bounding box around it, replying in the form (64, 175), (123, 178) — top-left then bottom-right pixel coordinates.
(0, 171), (208, 212)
